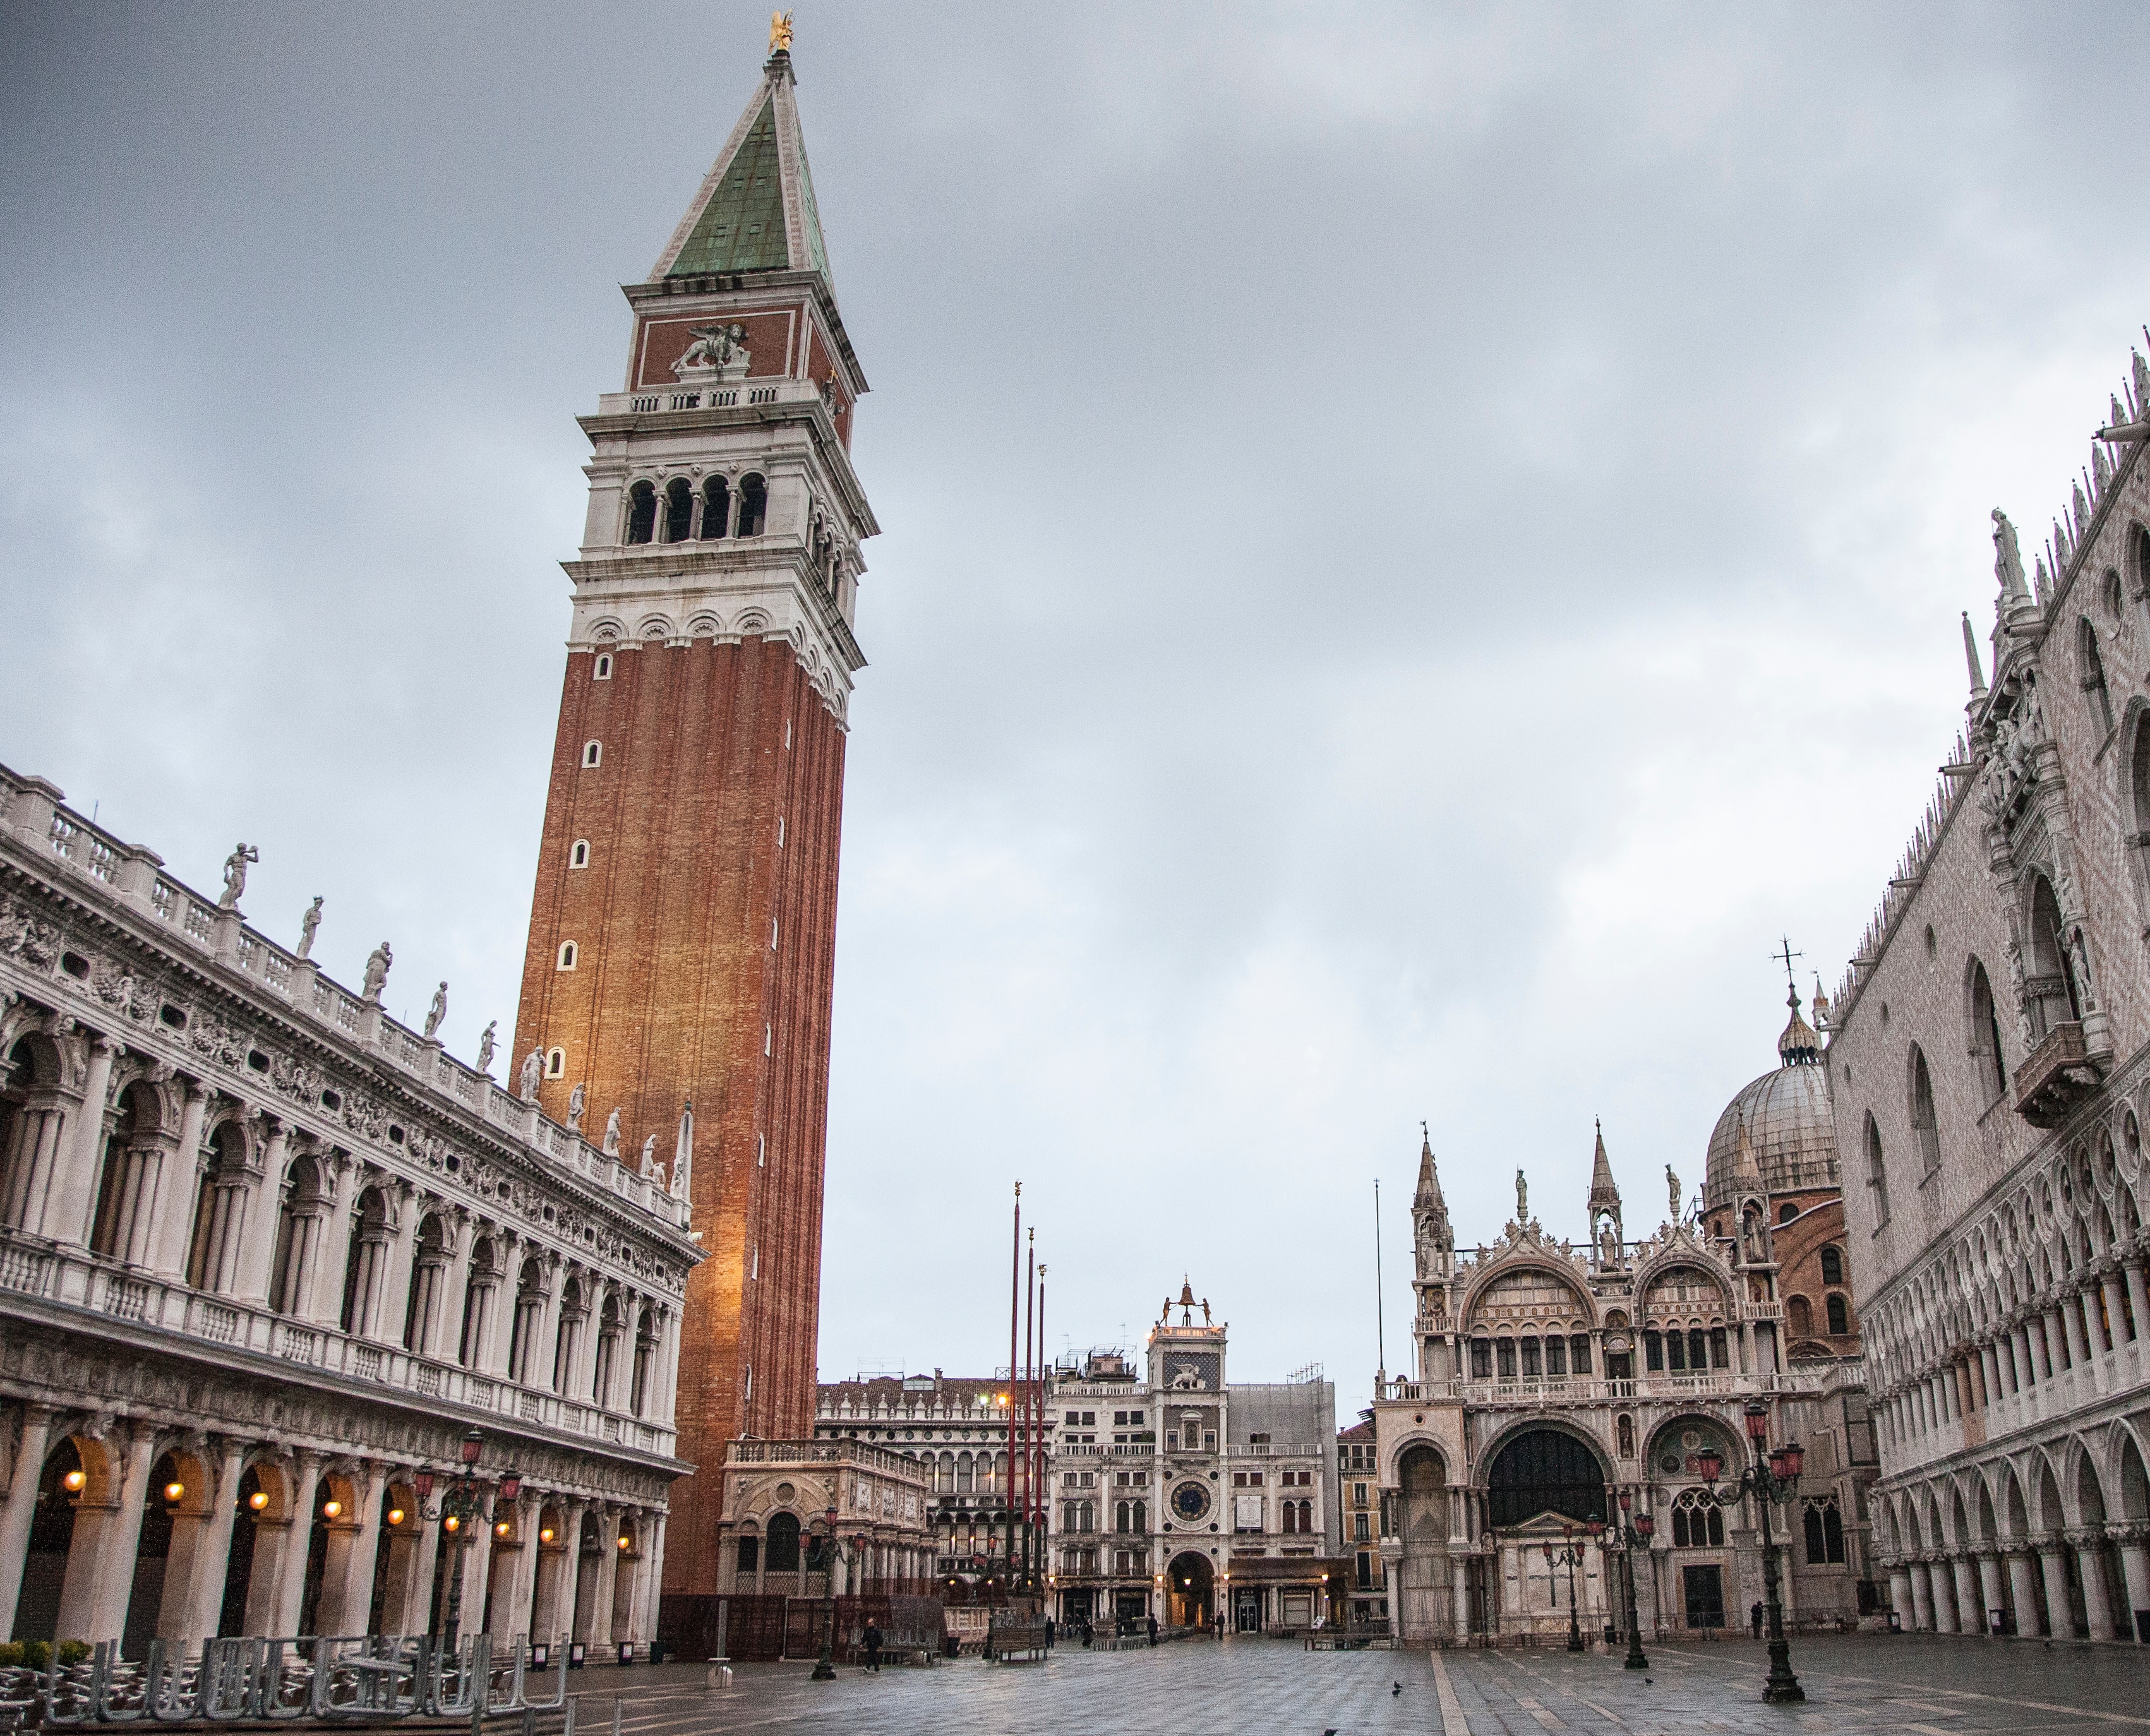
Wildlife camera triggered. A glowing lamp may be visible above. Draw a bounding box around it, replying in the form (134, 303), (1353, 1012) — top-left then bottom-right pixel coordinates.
(62, 1470), (86, 1493)
(321, 1499), (343, 1519)
(388, 1508), (406, 1527)
(249, 1490), (270, 1512)
(617, 1535), (631, 1551)
(495, 1520), (512, 1538)
(1695, 1447), (1724, 1485)
(539, 1526), (555, 1544)
(164, 1482), (186, 1503)
(443, 1514), (460, 1533)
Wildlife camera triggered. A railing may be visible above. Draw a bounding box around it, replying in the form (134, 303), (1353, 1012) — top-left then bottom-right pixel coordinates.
(727, 1438), (922, 1478)
(0, 1229), (676, 1460)
(0, 763), (695, 1243)
(15, 1633), (568, 1725)
(1379, 1369), (1828, 1404)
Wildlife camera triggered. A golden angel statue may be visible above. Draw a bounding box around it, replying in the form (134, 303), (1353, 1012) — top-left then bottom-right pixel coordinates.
(769, 11), (793, 53)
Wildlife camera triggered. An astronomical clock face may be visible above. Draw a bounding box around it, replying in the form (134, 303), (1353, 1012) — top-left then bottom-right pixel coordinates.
(1171, 1482), (1211, 1524)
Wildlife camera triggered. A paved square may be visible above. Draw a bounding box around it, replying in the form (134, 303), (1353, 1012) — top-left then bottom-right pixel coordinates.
(589, 1634), (2150, 1735)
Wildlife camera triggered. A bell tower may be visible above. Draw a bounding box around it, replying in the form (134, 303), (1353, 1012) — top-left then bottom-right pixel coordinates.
(512, 37), (876, 1607)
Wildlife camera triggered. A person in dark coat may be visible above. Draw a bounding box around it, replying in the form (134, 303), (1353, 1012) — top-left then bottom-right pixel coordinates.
(1147, 1613), (1159, 1646)
(1044, 1615), (1055, 1651)
(1750, 1601), (1764, 1639)
(863, 1620), (882, 1673)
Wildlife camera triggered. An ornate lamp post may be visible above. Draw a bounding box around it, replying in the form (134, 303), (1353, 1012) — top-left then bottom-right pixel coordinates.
(417, 1429), (496, 1652)
(809, 1510), (869, 1682)
(1544, 1526), (1587, 1651)
(1692, 1399), (1805, 1704)
(810, 1507), (840, 1681)
(1603, 1490), (1653, 1670)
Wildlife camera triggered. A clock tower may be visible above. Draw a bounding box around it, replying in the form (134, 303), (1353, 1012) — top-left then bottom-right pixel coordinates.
(512, 40), (877, 1609)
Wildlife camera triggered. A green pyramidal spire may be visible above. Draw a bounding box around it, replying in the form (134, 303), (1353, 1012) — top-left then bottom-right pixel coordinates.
(651, 49), (834, 289)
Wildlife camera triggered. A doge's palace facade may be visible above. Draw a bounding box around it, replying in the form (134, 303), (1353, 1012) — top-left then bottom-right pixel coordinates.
(1825, 350), (2150, 1644)
(0, 765), (701, 1653)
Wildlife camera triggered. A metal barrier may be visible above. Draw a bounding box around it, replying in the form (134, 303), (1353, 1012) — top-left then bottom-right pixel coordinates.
(3, 1634), (575, 1727)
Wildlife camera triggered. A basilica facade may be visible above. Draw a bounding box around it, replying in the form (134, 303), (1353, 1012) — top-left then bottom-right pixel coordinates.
(1366, 998), (1878, 1644)
(0, 769), (699, 1651)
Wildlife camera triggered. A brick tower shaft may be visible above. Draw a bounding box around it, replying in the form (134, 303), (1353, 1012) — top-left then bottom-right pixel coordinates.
(512, 44), (875, 1610)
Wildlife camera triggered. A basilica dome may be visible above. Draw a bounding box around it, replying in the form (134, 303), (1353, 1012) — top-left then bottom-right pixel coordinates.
(1703, 990), (1841, 1210)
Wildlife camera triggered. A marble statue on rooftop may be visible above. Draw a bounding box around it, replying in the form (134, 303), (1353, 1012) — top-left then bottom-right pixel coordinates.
(769, 9), (791, 53)
(672, 1101), (694, 1199)
(476, 1020), (496, 1075)
(362, 942), (393, 1003)
(1514, 1168), (1527, 1223)
(1993, 508), (2030, 602)
(640, 1134), (659, 1180)
(603, 1108), (622, 1158)
(423, 981), (448, 1039)
(219, 844), (258, 911)
(568, 1082), (586, 1132)
(519, 1048), (543, 1102)
(1666, 1164), (1681, 1222)
(296, 896), (323, 960)
(677, 323), (748, 378)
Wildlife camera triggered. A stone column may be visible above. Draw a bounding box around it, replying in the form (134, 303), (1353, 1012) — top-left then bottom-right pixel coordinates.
(550, 1502), (587, 1649)
(498, 1492), (544, 1647)
(231, 1122), (287, 1307)
(2039, 1543), (2074, 1638)
(51, 1037), (119, 1248)
(267, 1454), (325, 1637)
(2075, 1531), (2118, 1641)
(1930, 1556), (1958, 1632)
(1974, 1551), (2003, 1636)
(161, 1439), (243, 1644)
(56, 1424), (157, 1643)
(483, 1236), (521, 1377)
(1965, 1351), (1988, 1412)
(584, 1507), (619, 1649)
(1451, 1554), (1470, 1640)
(0, 1405), (56, 1640)
(1951, 1555), (1981, 1636)
(308, 1158), (359, 1327)
(2038, 1309), (2063, 1379)
(1909, 1560), (1934, 1630)
(147, 1084), (212, 1279)
(2100, 1271), (2129, 1353)
(375, 1499), (429, 1639)
(2124, 1262), (2150, 1348)
(1887, 1565), (1912, 1627)
(2005, 1549), (2040, 1637)
(635, 1513), (666, 1646)
(375, 1185), (419, 1347)
(1, 1094), (70, 1235)
(317, 1463), (388, 1636)
(452, 1506), (494, 1639)
(2059, 1299), (2087, 1373)
(2115, 1526), (2149, 1642)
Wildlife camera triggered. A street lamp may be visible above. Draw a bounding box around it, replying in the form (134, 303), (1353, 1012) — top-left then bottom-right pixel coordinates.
(1543, 1526), (1587, 1653)
(1604, 1491), (1653, 1671)
(810, 1507), (840, 1681)
(421, 1430), (519, 1656)
(809, 1510), (870, 1682)
(1691, 1399), (1805, 1704)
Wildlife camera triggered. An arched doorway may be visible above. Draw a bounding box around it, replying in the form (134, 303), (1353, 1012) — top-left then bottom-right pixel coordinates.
(1393, 1444), (1451, 1642)
(1487, 1428), (1607, 1528)
(1486, 1427), (1611, 1641)
(1166, 1551), (1214, 1630)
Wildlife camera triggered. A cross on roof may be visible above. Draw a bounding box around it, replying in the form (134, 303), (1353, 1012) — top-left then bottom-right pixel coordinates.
(1772, 936), (1803, 993)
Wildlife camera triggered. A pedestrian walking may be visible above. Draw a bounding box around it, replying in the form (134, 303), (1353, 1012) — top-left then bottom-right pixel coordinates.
(1044, 1615), (1055, 1651)
(1147, 1613), (1159, 1647)
(863, 1620), (882, 1673)
(1749, 1601), (1763, 1640)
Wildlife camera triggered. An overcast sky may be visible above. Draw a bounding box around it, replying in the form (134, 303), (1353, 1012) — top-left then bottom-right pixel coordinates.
(5, 2), (2147, 1420)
